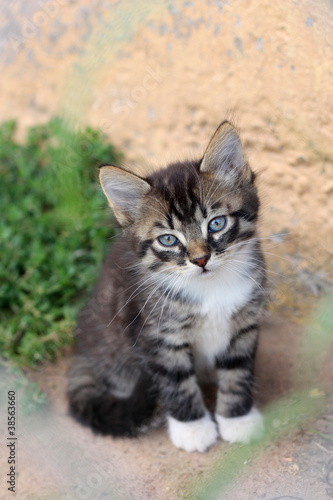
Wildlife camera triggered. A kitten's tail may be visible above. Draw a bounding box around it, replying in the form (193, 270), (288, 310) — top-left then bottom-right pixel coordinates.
(67, 357), (158, 437)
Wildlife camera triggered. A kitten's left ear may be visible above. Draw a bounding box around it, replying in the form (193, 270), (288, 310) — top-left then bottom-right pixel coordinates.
(200, 121), (252, 183)
(99, 165), (151, 226)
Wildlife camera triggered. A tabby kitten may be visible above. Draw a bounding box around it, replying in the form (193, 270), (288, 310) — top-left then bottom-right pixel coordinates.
(67, 121), (266, 452)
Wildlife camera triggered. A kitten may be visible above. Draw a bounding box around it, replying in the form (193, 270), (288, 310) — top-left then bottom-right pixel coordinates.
(67, 121), (266, 452)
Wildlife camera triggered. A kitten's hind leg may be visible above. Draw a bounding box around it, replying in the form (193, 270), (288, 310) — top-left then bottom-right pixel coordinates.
(67, 356), (158, 437)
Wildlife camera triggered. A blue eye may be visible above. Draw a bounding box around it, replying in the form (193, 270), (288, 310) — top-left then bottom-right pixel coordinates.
(158, 234), (179, 247)
(208, 216), (227, 233)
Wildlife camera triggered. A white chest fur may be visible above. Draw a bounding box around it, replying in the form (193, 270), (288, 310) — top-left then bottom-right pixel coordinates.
(192, 313), (231, 370)
(186, 256), (255, 368)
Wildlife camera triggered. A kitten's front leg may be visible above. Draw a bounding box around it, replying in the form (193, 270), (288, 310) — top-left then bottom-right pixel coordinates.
(167, 411), (218, 453)
(215, 324), (264, 444)
(147, 339), (218, 452)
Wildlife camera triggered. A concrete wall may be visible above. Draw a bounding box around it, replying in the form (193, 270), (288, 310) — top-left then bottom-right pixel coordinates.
(1, 0), (332, 305)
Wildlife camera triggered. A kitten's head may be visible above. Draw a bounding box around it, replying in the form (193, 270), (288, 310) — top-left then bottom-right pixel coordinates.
(99, 122), (259, 281)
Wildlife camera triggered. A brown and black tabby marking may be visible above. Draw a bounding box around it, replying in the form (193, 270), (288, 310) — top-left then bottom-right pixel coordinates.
(67, 121), (266, 451)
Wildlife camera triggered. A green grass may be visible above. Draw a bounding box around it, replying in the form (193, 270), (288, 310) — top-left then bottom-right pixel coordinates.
(0, 118), (122, 366)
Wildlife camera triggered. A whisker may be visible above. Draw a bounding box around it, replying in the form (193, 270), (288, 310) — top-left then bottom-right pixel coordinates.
(157, 278), (178, 334)
(164, 275), (186, 329)
(225, 261), (268, 296)
(159, 274), (184, 331)
(229, 258), (286, 278)
(156, 279), (182, 336)
(124, 273), (176, 337)
(130, 274), (181, 346)
(105, 265), (180, 327)
(227, 258), (278, 289)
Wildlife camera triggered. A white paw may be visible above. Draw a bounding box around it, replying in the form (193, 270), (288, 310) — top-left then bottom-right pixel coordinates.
(167, 413), (218, 452)
(216, 407), (264, 444)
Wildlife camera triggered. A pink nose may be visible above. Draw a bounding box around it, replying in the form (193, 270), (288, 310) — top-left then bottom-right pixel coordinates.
(190, 254), (210, 268)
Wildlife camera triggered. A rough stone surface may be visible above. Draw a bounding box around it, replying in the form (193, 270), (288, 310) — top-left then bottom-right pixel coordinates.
(0, 0), (332, 286)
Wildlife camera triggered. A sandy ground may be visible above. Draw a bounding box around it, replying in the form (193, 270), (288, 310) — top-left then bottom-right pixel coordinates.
(1, 314), (332, 500)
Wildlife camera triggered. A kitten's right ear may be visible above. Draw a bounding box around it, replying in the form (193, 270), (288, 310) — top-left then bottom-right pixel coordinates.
(99, 165), (151, 226)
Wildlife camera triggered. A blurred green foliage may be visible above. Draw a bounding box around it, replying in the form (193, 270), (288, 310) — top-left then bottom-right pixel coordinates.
(0, 118), (122, 366)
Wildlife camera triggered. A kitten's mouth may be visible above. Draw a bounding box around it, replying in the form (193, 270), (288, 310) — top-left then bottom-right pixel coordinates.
(200, 268), (212, 277)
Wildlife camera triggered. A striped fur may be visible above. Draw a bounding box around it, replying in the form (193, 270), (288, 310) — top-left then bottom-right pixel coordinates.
(67, 122), (266, 451)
